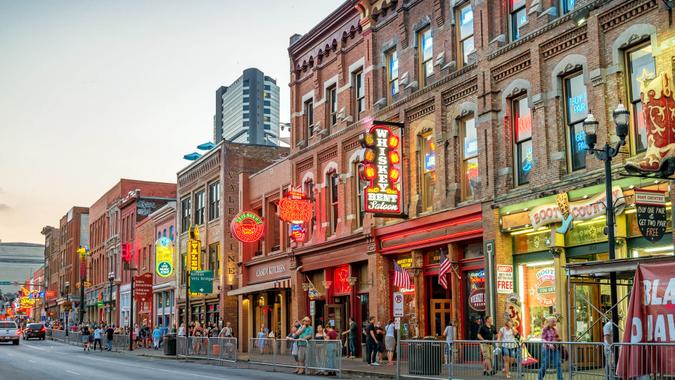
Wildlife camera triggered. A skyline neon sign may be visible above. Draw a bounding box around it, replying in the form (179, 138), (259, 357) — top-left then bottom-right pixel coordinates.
(360, 122), (403, 215)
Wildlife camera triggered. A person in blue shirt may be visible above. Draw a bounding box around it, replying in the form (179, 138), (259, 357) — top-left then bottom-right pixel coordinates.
(295, 317), (314, 375)
(152, 326), (162, 350)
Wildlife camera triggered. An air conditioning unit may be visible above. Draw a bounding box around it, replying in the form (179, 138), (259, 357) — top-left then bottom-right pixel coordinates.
(337, 108), (346, 120)
(405, 80), (418, 90)
(344, 115), (354, 123)
(435, 52), (445, 67)
(399, 72), (409, 86)
(374, 97), (387, 109)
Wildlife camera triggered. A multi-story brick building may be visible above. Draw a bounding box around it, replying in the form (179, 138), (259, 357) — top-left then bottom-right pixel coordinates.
(86, 179), (176, 326)
(41, 226), (61, 321)
(287, 0), (675, 345)
(149, 202), (177, 329)
(57, 207), (89, 324)
(176, 141), (288, 333)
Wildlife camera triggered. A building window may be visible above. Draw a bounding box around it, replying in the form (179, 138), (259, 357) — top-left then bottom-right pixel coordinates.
(353, 69), (365, 116)
(563, 72), (588, 171)
(327, 172), (339, 235)
(456, 2), (475, 66)
(513, 95), (533, 185)
(328, 85), (338, 127)
(304, 99), (314, 138)
(417, 131), (436, 211)
(304, 179), (315, 236)
(510, 0), (527, 41)
(418, 26), (433, 87)
(353, 161), (366, 229)
(561, 0), (575, 14)
(254, 208), (263, 256)
(386, 50), (399, 101)
(626, 43), (656, 154)
(208, 181), (220, 221)
(269, 202), (280, 251)
(461, 116), (479, 200)
(180, 197), (191, 233)
(208, 243), (219, 273)
(194, 191), (205, 225)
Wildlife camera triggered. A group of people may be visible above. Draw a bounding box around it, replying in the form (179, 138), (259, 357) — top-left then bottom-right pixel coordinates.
(78, 324), (117, 352)
(364, 316), (397, 366)
(286, 316), (339, 376)
(175, 320), (235, 355)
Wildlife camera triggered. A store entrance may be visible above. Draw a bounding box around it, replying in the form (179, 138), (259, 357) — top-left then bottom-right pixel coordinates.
(463, 269), (486, 340)
(325, 302), (346, 333)
(426, 275), (451, 337)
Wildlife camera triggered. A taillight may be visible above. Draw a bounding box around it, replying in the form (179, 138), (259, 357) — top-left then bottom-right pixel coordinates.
(40, 327), (46, 332)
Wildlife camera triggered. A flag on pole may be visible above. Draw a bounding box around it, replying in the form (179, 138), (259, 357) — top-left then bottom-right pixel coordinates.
(438, 248), (451, 289)
(393, 260), (411, 289)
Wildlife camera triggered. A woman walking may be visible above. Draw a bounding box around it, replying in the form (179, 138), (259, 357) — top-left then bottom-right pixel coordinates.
(497, 319), (518, 379)
(538, 317), (563, 380)
(81, 325), (91, 352)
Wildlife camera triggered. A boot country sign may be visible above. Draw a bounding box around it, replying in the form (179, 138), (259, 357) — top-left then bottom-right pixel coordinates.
(634, 189), (667, 242)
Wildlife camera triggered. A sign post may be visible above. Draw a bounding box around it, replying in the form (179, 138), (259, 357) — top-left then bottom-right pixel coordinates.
(393, 292), (404, 317)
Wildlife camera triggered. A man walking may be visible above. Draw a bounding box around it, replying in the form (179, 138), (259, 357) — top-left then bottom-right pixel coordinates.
(93, 325), (103, 351)
(105, 324), (115, 351)
(478, 315), (497, 376)
(366, 316), (379, 366)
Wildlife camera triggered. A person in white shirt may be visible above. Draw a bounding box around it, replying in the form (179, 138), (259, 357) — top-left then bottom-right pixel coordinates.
(443, 321), (456, 365)
(385, 320), (396, 365)
(497, 319), (518, 379)
(603, 318), (615, 378)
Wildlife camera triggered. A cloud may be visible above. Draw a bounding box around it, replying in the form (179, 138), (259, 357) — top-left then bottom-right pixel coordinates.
(0, 204), (10, 211)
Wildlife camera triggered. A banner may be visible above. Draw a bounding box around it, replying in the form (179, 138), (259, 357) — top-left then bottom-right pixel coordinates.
(134, 273), (153, 315)
(528, 187), (624, 229)
(155, 237), (174, 277)
(617, 260), (675, 378)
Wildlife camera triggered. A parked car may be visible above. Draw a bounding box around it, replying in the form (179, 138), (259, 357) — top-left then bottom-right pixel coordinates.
(0, 321), (20, 345)
(23, 323), (46, 340)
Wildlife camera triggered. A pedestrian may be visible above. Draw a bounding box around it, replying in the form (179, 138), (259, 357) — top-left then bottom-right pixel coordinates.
(105, 324), (115, 351)
(385, 320), (396, 365)
(325, 325), (339, 376)
(348, 317), (358, 358)
(314, 325), (326, 374)
(376, 321), (386, 364)
(498, 318), (518, 379)
(443, 320), (456, 365)
(177, 322), (186, 337)
(288, 323), (300, 367)
(152, 325), (162, 350)
(366, 316), (379, 366)
(538, 317), (563, 380)
(192, 321), (204, 354)
(256, 326), (266, 353)
(478, 315), (497, 376)
(93, 325), (103, 351)
(134, 324), (141, 349)
(219, 321), (233, 337)
(295, 316), (314, 375)
(81, 325), (91, 352)
(603, 317), (615, 379)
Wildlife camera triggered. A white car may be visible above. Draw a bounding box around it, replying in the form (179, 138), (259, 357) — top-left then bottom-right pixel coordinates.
(0, 321), (20, 345)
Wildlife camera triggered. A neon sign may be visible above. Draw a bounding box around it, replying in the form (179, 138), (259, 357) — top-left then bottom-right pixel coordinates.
(360, 122), (403, 215)
(155, 237), (174, 278)
(231, 211), (264, 243)
(279, 191), (311, 243)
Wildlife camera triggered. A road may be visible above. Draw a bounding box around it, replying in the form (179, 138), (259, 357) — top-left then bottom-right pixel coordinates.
(0, 339), (323, 380)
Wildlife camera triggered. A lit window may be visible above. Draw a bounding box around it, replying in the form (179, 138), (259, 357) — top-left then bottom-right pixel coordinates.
(327, 172), (339, 235)
(510, 0), (527, 41)
(456, 3), (475, 66)
(513, 96), (532, 185)
(626, 43), (656, 154)
(418, 26), (433, 87)
(417, 131), (436, 211)
(561, 0), (575, 14)
(354, 70), (365, 116)
(304, 99), (314, 138)
(353, 161), (366, 228)
(386, 50), (399, 101)
(461, 116), (479, 200)
(563, 72), (588, 171)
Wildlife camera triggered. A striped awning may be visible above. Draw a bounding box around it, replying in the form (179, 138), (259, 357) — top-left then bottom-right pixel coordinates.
(227, 277), (291, 296)
(274, 278), (292, 289)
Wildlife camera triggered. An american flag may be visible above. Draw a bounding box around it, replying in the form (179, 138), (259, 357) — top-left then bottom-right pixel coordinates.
(393, 260), (411, 289)
(438, 248), (451, 289)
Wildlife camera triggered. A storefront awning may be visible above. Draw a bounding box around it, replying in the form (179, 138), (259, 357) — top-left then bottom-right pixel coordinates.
(227, 277), (291, 296)
(566, 255), (675, 278)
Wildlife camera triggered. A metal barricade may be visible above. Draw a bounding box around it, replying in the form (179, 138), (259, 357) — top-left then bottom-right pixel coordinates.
(248, 337), (276, 365)
(248, 338), (341, 377)
(613, 342), (675, 380)
(206, 337), (238, 363)
(397, 339), (449, 380)
(111, 334), (129, 351)
(176, 336), (188, 356)
(306, 340), (341, 375)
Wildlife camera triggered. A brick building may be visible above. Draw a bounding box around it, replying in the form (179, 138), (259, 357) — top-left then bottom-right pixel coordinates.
(230, 158), (292, 351)
(86, 179), (176, 326)
(286, 0), (675, 345)
(176, 141), (288, 333)
(149, 202), (177, 329)
(41, 226), (61, 321)
(58, 207), (89, 324)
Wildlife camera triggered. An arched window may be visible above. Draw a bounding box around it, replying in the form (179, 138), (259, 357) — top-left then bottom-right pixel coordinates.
(417, 130), (436, 211)
(624, 43), (656, 154)
(562, 71), (588, 171)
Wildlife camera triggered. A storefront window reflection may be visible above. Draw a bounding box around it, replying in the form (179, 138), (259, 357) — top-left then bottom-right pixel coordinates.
(518, 262), (555, 339)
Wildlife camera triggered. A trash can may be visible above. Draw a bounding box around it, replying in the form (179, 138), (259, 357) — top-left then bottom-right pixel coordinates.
(163, 334), (176, 356)
(408, 337), (442, 376)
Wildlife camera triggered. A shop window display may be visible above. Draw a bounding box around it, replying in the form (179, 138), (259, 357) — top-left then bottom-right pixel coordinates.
(518, 262), (555, 339)
(464, 269), (485, 337)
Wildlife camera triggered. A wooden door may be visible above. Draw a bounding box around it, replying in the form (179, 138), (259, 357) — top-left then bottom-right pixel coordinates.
(430, 299), (451, 338)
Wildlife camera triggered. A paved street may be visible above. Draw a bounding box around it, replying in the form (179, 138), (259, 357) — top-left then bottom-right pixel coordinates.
(0, 339), (323, 380)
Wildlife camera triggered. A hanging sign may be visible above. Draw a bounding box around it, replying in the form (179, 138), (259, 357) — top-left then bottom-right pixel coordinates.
(155, 237), (174, 277)
(279, 192), (311, 243)
(634, 189), (667, 242)
(496, 265), (514, 294)
(230, 211), (265, 243)
(360, 121), (404, 216)
(188, 226), (201, 272)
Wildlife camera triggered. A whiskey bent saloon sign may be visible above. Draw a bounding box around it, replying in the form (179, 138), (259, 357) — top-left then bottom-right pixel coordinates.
(360, 122), (404, 216)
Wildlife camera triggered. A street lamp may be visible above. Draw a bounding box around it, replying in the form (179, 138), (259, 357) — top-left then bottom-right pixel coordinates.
(64, 281), (70, 337)
(77, 246), (88, 325)
(583, 103), (630, 346)
(108, 272), (115, 326)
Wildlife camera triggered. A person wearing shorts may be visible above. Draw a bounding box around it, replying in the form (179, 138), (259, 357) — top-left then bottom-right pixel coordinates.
(498, 318), (519, 379)
(384, 320), (396, 365)
(295, 317), (313, 375)
(478, 316), (497, 376)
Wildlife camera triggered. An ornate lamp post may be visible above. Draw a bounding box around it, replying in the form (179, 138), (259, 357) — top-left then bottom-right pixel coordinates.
(583, 104), (630, 346)
(108, 272), (115, 326)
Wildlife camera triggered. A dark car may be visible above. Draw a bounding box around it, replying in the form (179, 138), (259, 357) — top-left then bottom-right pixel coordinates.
(23, 323), (46, 340)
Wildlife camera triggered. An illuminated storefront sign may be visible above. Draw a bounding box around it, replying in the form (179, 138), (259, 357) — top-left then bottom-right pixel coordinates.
(528, 187), (624, 229)
(279, 191), (312, 243)
(155, 237), (174, 277)
(188, 226), (201, 272)
(360, 122), (403, 215)
(231, 211), (265, 243)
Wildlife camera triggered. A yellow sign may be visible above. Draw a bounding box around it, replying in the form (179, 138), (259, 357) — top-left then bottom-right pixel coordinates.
(155, 237), (174, 278)
(188, 225), (201, 272)
(75, 281), (92, 289)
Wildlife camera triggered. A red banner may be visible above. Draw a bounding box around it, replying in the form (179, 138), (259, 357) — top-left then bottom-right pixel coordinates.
(617, 260), (675, 378)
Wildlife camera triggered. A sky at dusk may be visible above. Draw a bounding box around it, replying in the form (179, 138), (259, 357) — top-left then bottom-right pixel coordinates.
(0, 0), (343, 244)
